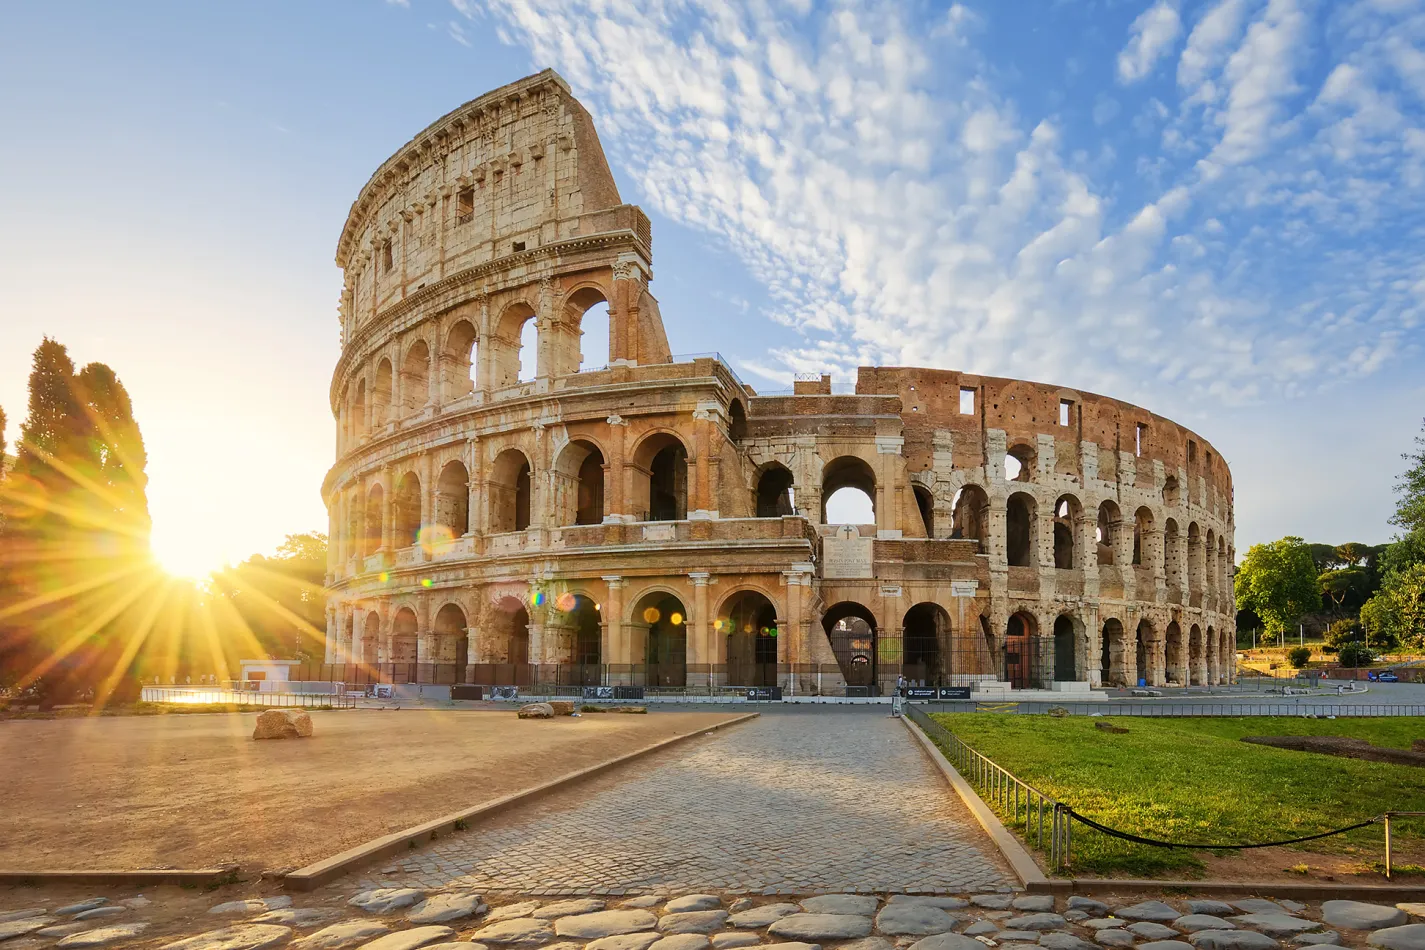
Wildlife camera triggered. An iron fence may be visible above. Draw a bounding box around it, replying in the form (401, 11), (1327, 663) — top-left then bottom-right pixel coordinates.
(912, 700), (1425, 717)
(140, 687), (356, 709)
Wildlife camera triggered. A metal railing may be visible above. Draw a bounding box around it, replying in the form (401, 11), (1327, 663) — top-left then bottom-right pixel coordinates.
(913, 700), (1425, 717)
(140, 687), (356, 709)
(907, 705), (1074, 866)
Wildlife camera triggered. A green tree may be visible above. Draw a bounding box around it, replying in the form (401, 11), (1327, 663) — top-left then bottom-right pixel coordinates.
(210, 533), (328, 662)
(1287, 646), (1311, 668)
(1361, 562), (1425, 650)
(1235, 537), (1321, 639)
(1391, 418), (1425, 537)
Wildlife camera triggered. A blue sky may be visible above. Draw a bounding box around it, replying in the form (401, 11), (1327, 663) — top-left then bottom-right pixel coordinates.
(1, 0), (1422, 573)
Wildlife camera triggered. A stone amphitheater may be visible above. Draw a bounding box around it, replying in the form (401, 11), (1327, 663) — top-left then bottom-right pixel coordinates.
(322, 69), (1236, 697)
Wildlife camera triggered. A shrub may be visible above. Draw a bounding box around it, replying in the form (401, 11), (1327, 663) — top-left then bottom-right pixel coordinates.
(1337, 642), (1373, 667)
(1287, 646), (1312, 668)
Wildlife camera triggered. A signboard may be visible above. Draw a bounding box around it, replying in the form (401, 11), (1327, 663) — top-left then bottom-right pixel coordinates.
(745, 686), (783, 701)
(939, 687), (972, 700)
(490, 685), (520, 701)
(451, 684), (484, 701)
(879, 585), (902, 597)
(583, 685), (614, 700)
(823, 525), (874, 579)
(950, 580), (979, 598)
(905, 687), (939, 700)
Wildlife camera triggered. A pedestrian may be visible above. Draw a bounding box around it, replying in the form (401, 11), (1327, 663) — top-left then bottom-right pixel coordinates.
(891, 672), (906, 718)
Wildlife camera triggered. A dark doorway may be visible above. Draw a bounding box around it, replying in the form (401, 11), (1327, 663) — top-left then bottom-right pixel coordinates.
(903, 602), (949, 686)
(722, 591), (779, 687)
(823, 602), (877, 692)
(1053, 615), (1076, 681)
(1005, 612), (1036, 688)
(638, 593), (687, 687)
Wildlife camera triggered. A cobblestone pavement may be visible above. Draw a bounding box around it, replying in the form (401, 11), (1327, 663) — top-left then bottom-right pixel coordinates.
(355, 707), (1015, 895)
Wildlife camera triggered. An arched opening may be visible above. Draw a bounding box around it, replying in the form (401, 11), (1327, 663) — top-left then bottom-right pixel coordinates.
(352, 379), (367, 442)
(1165, 620), (1184, 685)
(720, 591), (779, 687)
(633, 592), (687, 687)
(822, 602), (877, 692)
(444, 319), (478, 401)
(1101, 618), (1125, 686)
(903, 602), (950, 687)
(565, 287), (610, 374)
(1053, 615), (1078, 681)
(435, 460), (470, 541)
(1006, 491), (1036, 567)
(1135, 619), (1154, 687)
(1005, 443), (1035, 482)
(517, 316), (538, 382)
(951, 484), (990, 549)
(361, 611), (380, 665)
(1206, 528), (1218, 599)
(1132, 506), (1154, 566)
(728, 400), (747, 443)
(1189, 623), (1205, 685)
(392, 607), (419, 676)
(1163, 475), (1180, 507)
(632, 433), (688, 522)
(1164, 518), (1182, 589)
(434, 603), (468, 678)
(491, 302), (537, 388)
(554, 593), (602, 685)
(372, 358), (393, 429)
(364, 483), (385, 557)
(489, 596), (530, 671)
(1097, 501), (1122, 566)
(394, 472), (421, 548)
(822, 456), (876, 525)
(1207, 624), (1220, 683)
(489, 449), (532, 533)
(400, 339), (430, 416)
(1005, 611), (1037, 689)
(555, 440), (605, 526)
(755, 463), (795, 518)
(913, 484), (935, 537)
(1188, 522), (1204, 593)
(1053, 495), (1081, 569)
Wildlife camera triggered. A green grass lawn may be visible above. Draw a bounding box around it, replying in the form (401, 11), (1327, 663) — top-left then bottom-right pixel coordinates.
(928, 713), (1425, 877)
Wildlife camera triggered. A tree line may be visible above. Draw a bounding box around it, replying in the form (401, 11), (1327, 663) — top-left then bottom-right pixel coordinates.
(0, 338), (328, 706)
(1236, 419), (1425, 664)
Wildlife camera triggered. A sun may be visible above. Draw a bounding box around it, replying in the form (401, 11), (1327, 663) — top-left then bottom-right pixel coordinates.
(150, 536), (229, 580)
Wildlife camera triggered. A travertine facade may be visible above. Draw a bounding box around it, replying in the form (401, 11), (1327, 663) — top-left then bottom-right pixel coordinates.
(323, 70), (1236, 694)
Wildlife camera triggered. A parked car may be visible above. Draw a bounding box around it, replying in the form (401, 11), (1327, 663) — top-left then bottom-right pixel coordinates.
(1378, 670), (1400, 682)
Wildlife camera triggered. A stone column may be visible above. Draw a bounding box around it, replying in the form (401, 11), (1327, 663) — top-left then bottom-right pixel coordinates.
(324, 603), (337, 663)
(782, 570), (808, 694)
(603, 418), (629, 522)
(466, 437), (481, 537)
(603, 575), (625, 673)
(690, 573), (711, 686)
(351, 610), (364, 667)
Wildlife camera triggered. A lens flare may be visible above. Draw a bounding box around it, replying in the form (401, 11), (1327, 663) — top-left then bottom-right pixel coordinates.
(670, 611), (683, 626)
(642, 606), (660, 623)
(555, 591), (577, 612)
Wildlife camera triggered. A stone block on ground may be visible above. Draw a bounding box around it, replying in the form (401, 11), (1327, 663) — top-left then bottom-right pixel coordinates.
(407, 891), (485, 924)
(1367, 925), (1425, 950)
(1190, 930), (1282, 950)
(555, 910), (660, 939)
(588, 934), (661, 950)
(1069, 899), (1110, 916)
(1296, 934), (1340, 945)
(349, 889), (425, 915)
(907, 934), (988, 950)
(650, 935), (710, 950)
(1228, 915), (1320, 937)
(841, 937), (895, 950)
(800, 897), (880, 916)
(888, 898), (969, 911)
(658, 912), (729, 935)
(1137, 943), (1194, 950)
(875, 904), (958, 936)
(159, 924), (293, 950)
(56, 923), (150, 948)
(210, 898), (291, 916)
(1399, 907), (1425, 921)
(250, 908), (336, 928)
(1013, 897), (1055, 913)
(666, 897), (723, 914)
(534, 900), (607, 919)
(1188, 904), (1238, 918)
(972, 896), (1015, 910)
(0, 918), (56, 940)
(485, 902), (541, 923)
(769, 914), (875, 941)
(1233, 902), (1288, 916)
(253, 709), (311, 739)
(517, 703), (555, 719)
(354, 926), (458, 950)
(1321, 902), (1408, 931)
(1039, 932), (1098, 950)
(0, 910), (47, 924)
(53, 900), (106, 917)
(1095, 931), (1135, 947)
(1130, 923), (1181, 940)
(728, 904), (801, 928)
(548, 700), (576, 716)
(1008, 915), (1067, 932)
(37, 923), (90, 938)
(1118, 902), (1182, 923)
(624, 898), (664, 910)
(963, 923), (998, 936)
(711, 934), (761, 949)
(1176, 917), (1235, 933)
(764, 944), (822, 950)
(1082, 920), (1126, 931)
(292, 919), (391, 950)
(470, 919), (556, 946)
(72, 908), (125, 922)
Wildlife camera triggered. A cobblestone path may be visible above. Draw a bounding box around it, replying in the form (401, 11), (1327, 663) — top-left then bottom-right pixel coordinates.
(356, 707), (1015, 895)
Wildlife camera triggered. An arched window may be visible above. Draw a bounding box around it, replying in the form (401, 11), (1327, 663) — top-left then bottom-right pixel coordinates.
(903, 602), (950, 686)
(492, 302), (536, 389)
(1005, 612), (1038, 688)
(489, 596), (530, 668)
(517, 317), (538, 382)
(352, 379), (367, 441)
(632, 591), (688, 687)
(434, 603), (469, 672)
(1053, 615), (1079, 681)
(444, 320), (478, 401)
(1006, 492), (1035, 567)
(1164, 519), (1182, 589)
(372, 358), (393, 429)
(822, 456), (876, 525)
(392, 607), (419, 668)
(913, 484), (935, 537)
(1101, 618), (1125, 686)
(1097, 501), (1122, 566)
(1135, 619), (1154, 686)
(364, 484), (385, 557)
(1163, 475), (1180, 507)
(822, 602), (877, 691)
(755, 463), (795, 518)
(1187, 521), (1203, 592)
(394, 472), (421, 548)
(555, 440), (605, 526)
(565, 288), (610, 375)
(1053, 495), (1081, 569)
(728, 400), (747, 443)
(720, 591), (779, 687)
(490, 449), (532, 533)
(401, 340), (430, 416)
(1189, 623), (1204, 686)
(1132, 506), (1154, 566)
(1004, 443), (1035, 482)
(436, 460), (470, 539)
(951, 485), (990, 548)
(633, 433), (688, 522)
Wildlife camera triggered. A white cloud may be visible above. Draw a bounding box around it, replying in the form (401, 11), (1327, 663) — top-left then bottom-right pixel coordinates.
(1209, 0), (1308, 164)
(1118, 1), (1184, 84)
(1178, 0), (1252, 95)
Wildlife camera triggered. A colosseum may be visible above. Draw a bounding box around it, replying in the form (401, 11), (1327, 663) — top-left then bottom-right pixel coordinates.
(322, 70), (1237, 698)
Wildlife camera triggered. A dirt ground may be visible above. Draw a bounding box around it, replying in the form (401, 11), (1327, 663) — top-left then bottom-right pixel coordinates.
(0, 708), (740, 872)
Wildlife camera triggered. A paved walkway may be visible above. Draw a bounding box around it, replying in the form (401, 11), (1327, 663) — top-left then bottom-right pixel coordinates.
(354, 707), (1015, 895)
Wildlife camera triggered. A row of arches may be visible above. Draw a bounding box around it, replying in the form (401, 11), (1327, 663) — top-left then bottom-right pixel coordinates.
(339, 294), (612, 447)
(1099, 617), (1229, 687)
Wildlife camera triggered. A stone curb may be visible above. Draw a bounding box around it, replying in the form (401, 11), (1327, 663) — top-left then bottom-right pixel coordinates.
(900, 714), (1047, 890)
(0, 866), (238, 886)
(283, 711), (762, 891)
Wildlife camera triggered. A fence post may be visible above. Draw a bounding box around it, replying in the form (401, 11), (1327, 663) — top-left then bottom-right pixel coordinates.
(1384, 813), (1392, 880)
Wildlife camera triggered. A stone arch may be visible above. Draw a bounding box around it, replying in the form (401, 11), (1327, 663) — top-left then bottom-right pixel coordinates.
(361, 610), (381, 665)
(1132, 506), (1155, 566)
(1163, 475), (1180, 507)
(400, 338), (431, 416)
(1006, 491), (1037, 567)
(1135, 617), (1156, 687)
(372, 358), (393, 429)
(1188, 521), (1204, 594)
(491, 300), (537, 388)
(630, 590), (688, 687)
(489, 448), (532, 533)
(364, 483), (385, 557)
(631, 431), (688, 522)
(1189, 622), (1205, 685)
(728, 399), (747, 443)
(903, 602), (951, 686)
(564, 285), (612, 375)
(1053, 494), (1082, 569)
(391, 606), (419, 666)
(1097, 500), (1123, 565)
(951, 484), (990, 548)
(822, 455), (877, 525)
(1053, 613), (1083, 682)
(822, 601), (878, 691)
(1165, 620), (1185, 685)
(1005, 441), (1035, 482)
(550, 592), (602, 683)
(487, 595), (530, 668)
(443, 318), (478, 401)
(435, 460), (470, 540)
(394, 471), (422, 548)
(1005, 610), (1039, 688)
(434, 603), (469, 670)
(755, 462), (795, 518)
(1101, 617), (1127, 686)
(720, 589), (779, 687)
(553, 438), (607, 527)
(913, 484), (935, 537)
